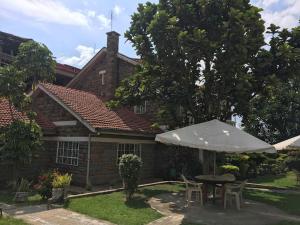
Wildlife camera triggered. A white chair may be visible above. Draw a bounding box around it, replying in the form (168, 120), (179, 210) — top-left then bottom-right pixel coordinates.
(224, 180), (247, 210)
(181, 174), (203, 206)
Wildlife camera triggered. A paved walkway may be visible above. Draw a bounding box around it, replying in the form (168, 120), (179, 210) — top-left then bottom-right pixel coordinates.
(4, 204), (115, 225)
(148, 192), (300, 225)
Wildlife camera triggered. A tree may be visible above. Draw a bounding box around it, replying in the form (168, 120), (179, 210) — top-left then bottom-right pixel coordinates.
(243, 23), (300, 144)
(112, 0), (265, 128)
(0, 39), (53, 184)
(14, 40), (56, 90)
(119, 154), (142, 201)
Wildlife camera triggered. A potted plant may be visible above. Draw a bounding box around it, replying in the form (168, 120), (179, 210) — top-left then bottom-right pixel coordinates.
(14, 178), (31, 202)
(51, 173), (72, 201)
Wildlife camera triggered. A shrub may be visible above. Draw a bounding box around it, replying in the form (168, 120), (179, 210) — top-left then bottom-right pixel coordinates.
(16, 178), (31, 192)
(33, 171), (54, 199)
(119, 154), (142, 201)
(52, 173), (72, 188)
(285, 152), (300, 171)
(219, 164), (239, 176)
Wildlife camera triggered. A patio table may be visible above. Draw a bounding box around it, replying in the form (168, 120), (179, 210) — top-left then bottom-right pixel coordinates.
(195, 175), (236, 204)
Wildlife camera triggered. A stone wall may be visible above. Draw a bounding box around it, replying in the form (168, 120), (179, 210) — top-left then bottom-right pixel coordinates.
(89, 142), (157, 185)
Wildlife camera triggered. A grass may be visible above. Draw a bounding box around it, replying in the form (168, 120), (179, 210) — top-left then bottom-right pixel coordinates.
(0, 217), (29, 225)
(271, 221), (300, 225)
(0, 191), (43, 206)
(245, 189), (300, 215)
(66, 183), (185, 225)
(251, 171), (300, 189)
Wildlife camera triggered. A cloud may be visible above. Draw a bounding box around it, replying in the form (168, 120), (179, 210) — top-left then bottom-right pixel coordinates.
(255, 0), (300, 29)
(58, 45), (100, 68)
(0, 0), (111, 29)
(97, 14), (111, 29)
(113, 5), (124, 16)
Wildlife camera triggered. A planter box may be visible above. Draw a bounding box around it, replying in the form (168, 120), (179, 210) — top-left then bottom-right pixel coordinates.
(14, 192), (29, 202)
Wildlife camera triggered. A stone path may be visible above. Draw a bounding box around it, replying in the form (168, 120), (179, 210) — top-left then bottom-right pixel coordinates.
(148, 192), (300, 225)
(4, 204), (115, 225)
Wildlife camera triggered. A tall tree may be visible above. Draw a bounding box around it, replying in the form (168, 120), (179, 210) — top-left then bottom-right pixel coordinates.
(14, 40), (56, 90)
(112, 0), (265, 128)
(243, 23), (300, 144)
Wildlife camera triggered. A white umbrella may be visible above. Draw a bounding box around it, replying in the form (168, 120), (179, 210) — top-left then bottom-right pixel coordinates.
(274, 135), (300, 151)
(155, 119), (276, 174)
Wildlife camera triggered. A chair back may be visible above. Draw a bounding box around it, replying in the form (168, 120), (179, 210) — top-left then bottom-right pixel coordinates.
(181, 174), (189, 189)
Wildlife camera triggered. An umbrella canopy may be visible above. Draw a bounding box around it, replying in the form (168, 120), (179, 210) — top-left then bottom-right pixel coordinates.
(155, 119), (275, 153)
(274, 135), (300, 151)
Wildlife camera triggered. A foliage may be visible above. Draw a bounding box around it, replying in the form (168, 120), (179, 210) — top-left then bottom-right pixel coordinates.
(219, 164), (239, 177)
(14, 40), (56, 90)
(16, 178), (31, 192)
(243, 23), (300, 144)
(0, 120), (42, 165)
(33, 171), (55, 199)
(111, 0), (265, 127)
(52, 173), (72, 188)
(66, 184), (184, 225)
(119, 154), (142, 201)
(285, 151), (300, 171)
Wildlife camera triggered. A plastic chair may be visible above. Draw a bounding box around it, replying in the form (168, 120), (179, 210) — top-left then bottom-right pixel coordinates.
(181, 174), (204, 206)
(224, 180), (247, 210)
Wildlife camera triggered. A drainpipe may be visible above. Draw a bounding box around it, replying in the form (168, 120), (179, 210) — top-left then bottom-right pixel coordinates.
(86, 133), (91, 188)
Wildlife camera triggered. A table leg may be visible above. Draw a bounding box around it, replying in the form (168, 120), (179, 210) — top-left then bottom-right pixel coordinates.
(221, 184), (225, 206)
(212, 185), (216, 204)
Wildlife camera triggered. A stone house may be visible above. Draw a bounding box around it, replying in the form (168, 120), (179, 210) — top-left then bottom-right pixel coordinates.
(28, 31), (165, 186)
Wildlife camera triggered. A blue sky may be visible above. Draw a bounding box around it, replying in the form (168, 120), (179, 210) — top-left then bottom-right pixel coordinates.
(0, 0), (299, 69)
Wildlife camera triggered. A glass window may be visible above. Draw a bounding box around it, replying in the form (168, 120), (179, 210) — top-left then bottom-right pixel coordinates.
(56, 141), (80, 166)
(117, 143), (141, 160)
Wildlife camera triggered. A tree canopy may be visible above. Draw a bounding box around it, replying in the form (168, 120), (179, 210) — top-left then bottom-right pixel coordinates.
(112, 0), (265, 128)
(243, 23), (300, 144)
(14, 40), (56, 90)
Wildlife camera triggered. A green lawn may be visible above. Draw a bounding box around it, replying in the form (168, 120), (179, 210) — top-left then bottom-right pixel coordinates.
(245, 189), (300, 215)
(271, 221), (300, 225)
(251, 171), (300, 189)
(0, 192), (43, 205)
(0, 217), (28, 225)
(66, 183), (185, 225)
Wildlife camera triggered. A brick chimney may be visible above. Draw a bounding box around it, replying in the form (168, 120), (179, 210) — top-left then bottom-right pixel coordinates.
(106, 31), (120, 54)
(105, 31), (120, 100)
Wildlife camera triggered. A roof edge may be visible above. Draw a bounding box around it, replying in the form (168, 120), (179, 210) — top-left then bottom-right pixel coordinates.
(37, 84), (96, 133)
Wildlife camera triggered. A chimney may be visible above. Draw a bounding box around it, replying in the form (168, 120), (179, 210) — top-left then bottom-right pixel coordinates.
(106, 31), (120, 54)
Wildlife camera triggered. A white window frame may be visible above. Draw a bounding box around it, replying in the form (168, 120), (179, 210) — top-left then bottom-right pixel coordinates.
(56, 141), (80, 166)
(117, 143), (142, 160)
(134, 101), (147, 114)
(99, 70), (106, 85)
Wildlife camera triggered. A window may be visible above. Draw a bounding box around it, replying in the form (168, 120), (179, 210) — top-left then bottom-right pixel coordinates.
(56, 141), (80, 166)
(117, 143), (141, 160)
(99, 70), (106, 85)
(134, 101), (147, 114)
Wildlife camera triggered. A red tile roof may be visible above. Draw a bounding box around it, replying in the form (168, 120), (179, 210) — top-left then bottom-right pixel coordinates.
(39, 83), (159, 134)
(0, 98), (55, 133)
(35, 113), (56, 132)
(0, 98), (28, 127)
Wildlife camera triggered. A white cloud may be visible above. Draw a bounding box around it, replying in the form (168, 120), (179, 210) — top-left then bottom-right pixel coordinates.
(0, 0), (111, 29)
(257, 0), (300, 29)
(97, 14), (111, 29)
(113, 5), (124, 16)
(257, 0), (279, 7)
(58, 45), (100, 68)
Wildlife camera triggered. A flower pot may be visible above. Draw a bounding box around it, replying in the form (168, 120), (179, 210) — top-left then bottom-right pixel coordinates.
(14, 192), (29, 202)
(52, 188), (64, 200)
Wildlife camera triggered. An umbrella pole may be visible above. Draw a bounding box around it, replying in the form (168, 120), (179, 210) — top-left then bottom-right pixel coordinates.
(213, 152), (216, 175)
